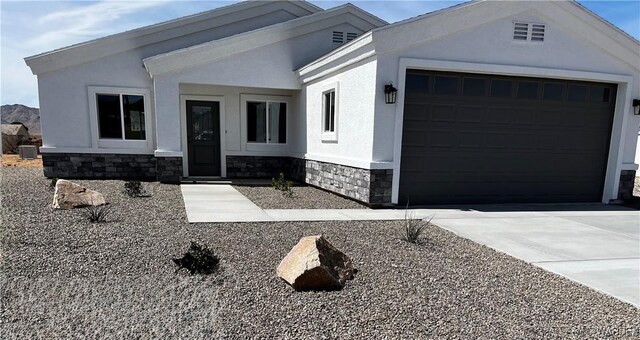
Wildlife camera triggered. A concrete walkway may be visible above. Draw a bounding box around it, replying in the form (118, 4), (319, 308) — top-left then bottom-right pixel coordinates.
(180, 184), (639, 307)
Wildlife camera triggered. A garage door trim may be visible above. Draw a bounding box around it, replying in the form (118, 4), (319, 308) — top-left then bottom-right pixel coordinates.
(390, 58), (633, 205)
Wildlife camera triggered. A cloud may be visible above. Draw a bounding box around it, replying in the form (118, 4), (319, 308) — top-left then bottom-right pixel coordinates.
(27, 0), (170, 52)
(1, 0), (175, 107)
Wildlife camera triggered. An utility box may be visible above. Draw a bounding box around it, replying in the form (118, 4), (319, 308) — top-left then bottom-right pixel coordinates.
(18, 145), (38, 160)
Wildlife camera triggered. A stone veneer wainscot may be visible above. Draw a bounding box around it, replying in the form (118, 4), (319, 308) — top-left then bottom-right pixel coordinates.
(42, 153), (183, 183)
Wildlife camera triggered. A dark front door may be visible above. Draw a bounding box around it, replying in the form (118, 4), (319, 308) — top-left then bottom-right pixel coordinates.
(186, 100), (221, 177)
(399, 70), (616, 205)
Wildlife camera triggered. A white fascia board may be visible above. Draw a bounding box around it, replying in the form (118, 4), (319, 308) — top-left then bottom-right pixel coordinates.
(24, 1), (321, 75)
(144, 5), (383, 76)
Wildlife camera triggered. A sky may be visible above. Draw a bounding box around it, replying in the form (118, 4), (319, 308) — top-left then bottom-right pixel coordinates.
(1, 0), (639, 108)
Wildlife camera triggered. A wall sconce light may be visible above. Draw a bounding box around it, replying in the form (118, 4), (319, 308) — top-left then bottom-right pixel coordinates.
(384, 82), (398, 104)
(633, 99), (640, 115)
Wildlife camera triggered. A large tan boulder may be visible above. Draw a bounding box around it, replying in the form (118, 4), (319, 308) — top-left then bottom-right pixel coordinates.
(277, 235), (356, 291)
(52, 179), (106, 209)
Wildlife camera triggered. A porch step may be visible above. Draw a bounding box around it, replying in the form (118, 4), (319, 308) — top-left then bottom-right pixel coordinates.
(180, 178), (272, 186)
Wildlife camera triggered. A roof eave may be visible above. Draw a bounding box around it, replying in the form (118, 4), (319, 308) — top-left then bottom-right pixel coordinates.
(24, 0), (323, 75)
(144, 4), (386, 77)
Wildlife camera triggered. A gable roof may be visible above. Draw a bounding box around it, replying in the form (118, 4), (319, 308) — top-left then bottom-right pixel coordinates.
(298, 0), (640, 81)
(143, 3), (388, 77)
(24, 0), (322, 75)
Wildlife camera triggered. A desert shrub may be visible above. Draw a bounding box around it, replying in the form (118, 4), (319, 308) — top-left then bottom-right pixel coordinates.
(401, 203), (432, 244)
(173, 242), (220, 275)
(82, 204), (112, 223)
(123, 180), (145, 197)
(271, 172), (293, 197)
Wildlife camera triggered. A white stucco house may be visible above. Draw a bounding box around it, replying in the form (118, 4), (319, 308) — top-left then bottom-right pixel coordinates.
(25, 0), (640, 206)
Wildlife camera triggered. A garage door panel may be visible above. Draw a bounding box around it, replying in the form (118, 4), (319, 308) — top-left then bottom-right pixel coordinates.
(432, 104), (457, 122)
(400, 70), (615, 205)
(458, 105), (485, 123)
(486, 107), (512, 124)
(404, 103), (429, 121)
(514, 109), (537, 125)
(402, 130), (426, 147)
(458, 131), (485, 148)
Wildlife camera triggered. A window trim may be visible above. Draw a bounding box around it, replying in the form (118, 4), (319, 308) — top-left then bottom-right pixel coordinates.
(240, 94), (290, 152)
(321, 82), (339, 142)
(88, 86), (152, 151)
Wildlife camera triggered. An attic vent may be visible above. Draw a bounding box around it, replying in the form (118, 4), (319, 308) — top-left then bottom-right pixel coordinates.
(332, 31), (344, 44)
(346, 32), (358, 42)
(531, 24), (545, 41)
(513, 22), (529, 40)
(513, 22), (546, 42)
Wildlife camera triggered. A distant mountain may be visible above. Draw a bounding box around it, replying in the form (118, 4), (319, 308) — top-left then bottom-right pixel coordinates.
(1, 104), (40, 135)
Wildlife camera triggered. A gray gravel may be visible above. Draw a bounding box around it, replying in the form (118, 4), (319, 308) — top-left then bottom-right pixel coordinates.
(233, 185), (366, 209)
(2, 167), (639, 339)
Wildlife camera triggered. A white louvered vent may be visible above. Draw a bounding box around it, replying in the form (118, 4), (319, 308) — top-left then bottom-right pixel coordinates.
(332, 31), (344, 44)
(513, 22), (528, 40)
(346, 32), (358, 42)
(531, 24), (545, 41)
(513, 22), (545, 42)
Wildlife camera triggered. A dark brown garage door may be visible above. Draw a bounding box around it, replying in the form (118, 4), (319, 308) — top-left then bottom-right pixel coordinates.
(399, 70), (616, 205)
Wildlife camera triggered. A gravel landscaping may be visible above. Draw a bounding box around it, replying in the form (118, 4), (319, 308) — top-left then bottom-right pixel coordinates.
(2, 167), (639, 338)
(233, 185), (366, 209)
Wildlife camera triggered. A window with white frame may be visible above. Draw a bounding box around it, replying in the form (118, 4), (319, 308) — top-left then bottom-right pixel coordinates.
(246, 100), (287, 144)
(88, 86), (151, 150)
(321, 83), (338, 141)
(323, 90), (336, 133)
(95, 92), (146, 140)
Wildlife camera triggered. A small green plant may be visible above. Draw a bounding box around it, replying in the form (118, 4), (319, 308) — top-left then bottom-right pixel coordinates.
(271, 172), (294, 197)
(401, 203), (431, 244)
(124, 180), (145, 197)
(173, 241), (220, 275)
(82, 204), (112, 223)
(49, 177), (58, 189)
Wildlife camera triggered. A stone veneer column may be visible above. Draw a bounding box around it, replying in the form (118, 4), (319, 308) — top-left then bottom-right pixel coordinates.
(156, 157), (183, 183)
(618, 170), (636, 200)
(304, 159), (393, 206)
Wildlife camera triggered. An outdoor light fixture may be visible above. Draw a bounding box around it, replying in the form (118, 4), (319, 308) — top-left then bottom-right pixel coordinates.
(633, 99), (640, 115)
(384, 82), (398, 104)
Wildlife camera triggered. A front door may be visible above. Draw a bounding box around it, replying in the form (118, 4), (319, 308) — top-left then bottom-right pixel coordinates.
(186, 100), (221, 177)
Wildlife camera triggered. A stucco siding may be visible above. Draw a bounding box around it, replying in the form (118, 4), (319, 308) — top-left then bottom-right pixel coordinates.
(154, 23), (369, 155)
(303, 58), (378, 168)
(35, 7), (308, 153)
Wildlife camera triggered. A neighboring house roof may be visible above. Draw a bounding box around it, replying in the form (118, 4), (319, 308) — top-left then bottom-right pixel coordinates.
(1, 124), (29, 136)
(24, 0), (322, 75)
(143, 3), (388, 76)
(298, 0), (640, 82)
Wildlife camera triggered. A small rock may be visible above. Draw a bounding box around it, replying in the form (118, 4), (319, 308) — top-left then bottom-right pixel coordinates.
(277, 235), (356, 291)
(52, 179), (106, 209)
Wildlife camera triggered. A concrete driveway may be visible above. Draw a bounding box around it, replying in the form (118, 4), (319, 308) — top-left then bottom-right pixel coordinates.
(431, 204), (640, 308)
